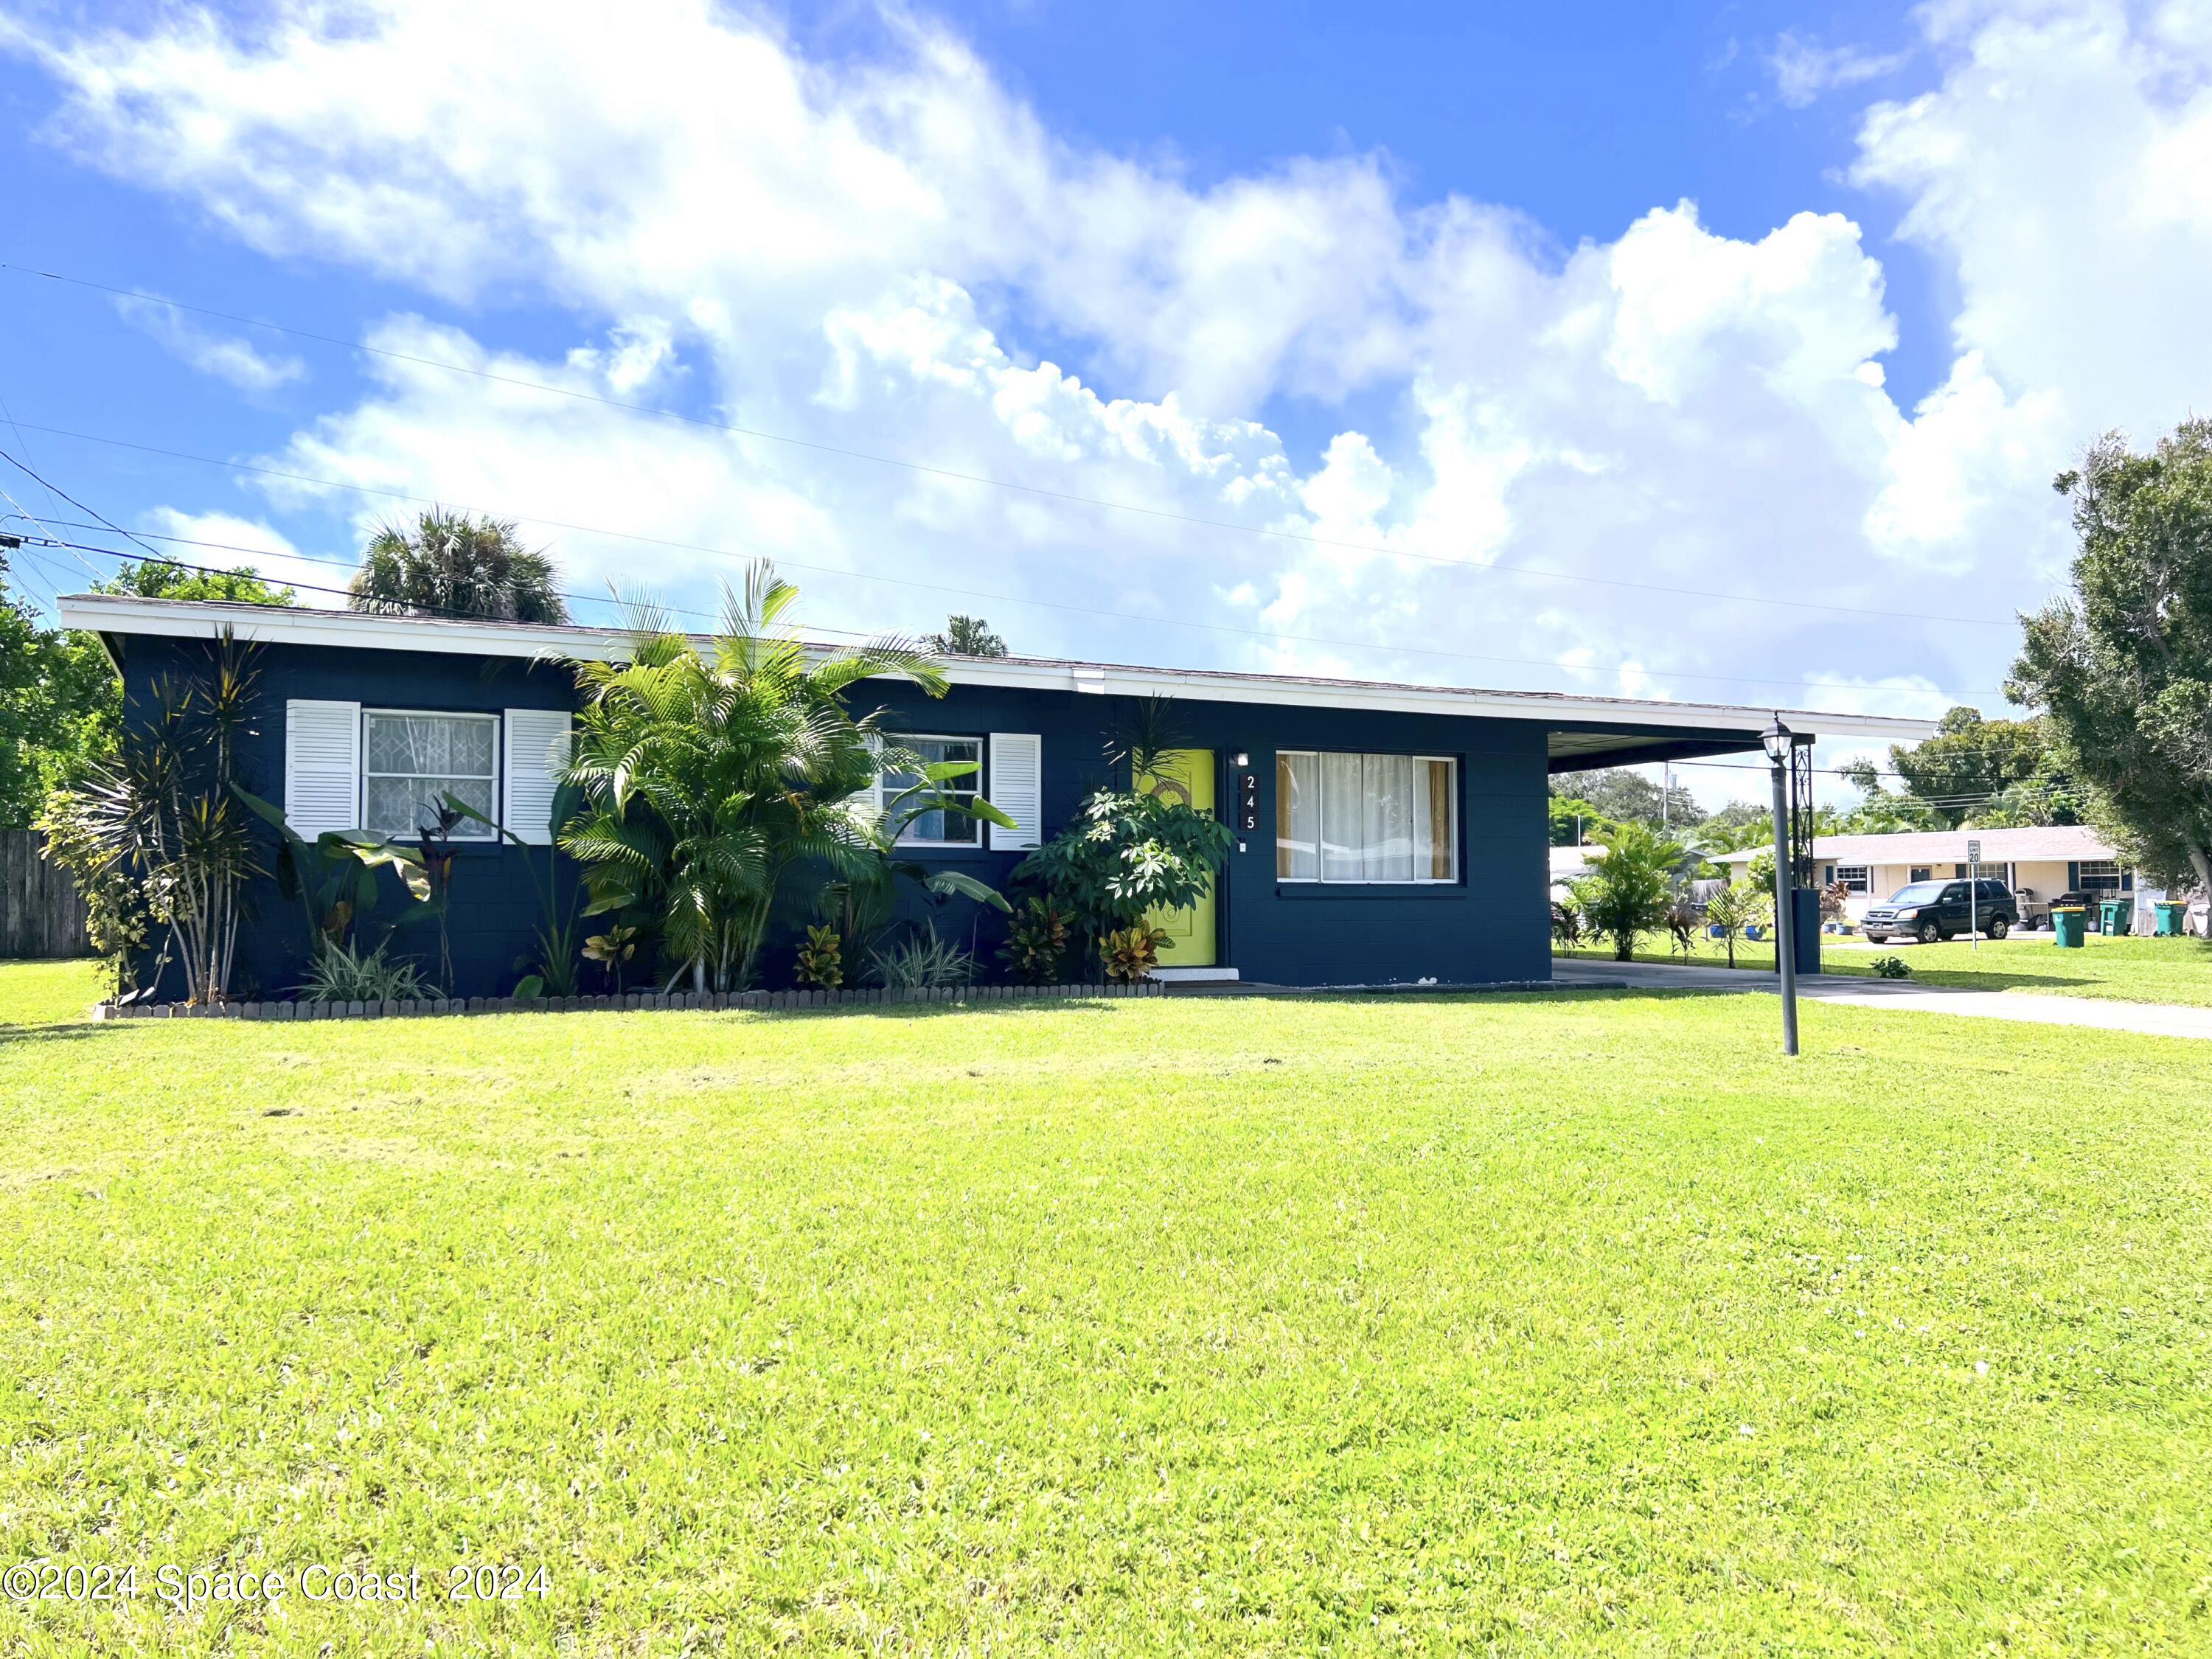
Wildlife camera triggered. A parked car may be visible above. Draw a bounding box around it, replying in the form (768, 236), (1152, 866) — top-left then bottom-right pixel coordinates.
(1861, 877), (2018, 944)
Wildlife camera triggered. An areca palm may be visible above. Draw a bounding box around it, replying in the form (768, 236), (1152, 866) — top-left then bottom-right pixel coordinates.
(560, 563), (1004, 992)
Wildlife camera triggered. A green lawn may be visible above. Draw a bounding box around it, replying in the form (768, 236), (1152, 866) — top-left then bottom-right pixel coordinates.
(4, 959), (2211, 1654)
(1561, 929), (2212, 1006)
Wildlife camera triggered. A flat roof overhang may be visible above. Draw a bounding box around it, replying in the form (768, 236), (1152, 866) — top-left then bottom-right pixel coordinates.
(56, 593), (1942, 753)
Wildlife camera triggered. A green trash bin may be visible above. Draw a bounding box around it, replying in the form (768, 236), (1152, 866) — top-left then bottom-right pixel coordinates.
(2052, 906), (2086, 948)
(2154, 900), (2186, 936)
(2100, 898), (2133, 936)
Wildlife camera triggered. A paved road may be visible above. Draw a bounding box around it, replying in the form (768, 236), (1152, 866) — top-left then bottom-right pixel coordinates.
(1554, 960), (2212, 1042)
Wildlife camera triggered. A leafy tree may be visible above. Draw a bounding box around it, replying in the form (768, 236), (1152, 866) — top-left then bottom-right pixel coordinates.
(1885, 706), (2071, 829)
(1548, 794), (1615, 846)
(1556, 767), (1705, 829)
(559, 566), (1005, 992)
(1692, 800), (1775, 854)
(0, 562), (116, 825)
(1832, 767), (1943, 835)
(1567, 821), (1684, 962)
(349, 511), (568, 625)
(94, 558), (296, 607)
(927, 614), (1008, 657)
(2011, 421), (2212, 893)
(1012, 789), (1232, 956)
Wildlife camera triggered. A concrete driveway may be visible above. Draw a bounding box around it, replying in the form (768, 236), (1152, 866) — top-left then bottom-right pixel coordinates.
(1553, 959), (2212, 1042)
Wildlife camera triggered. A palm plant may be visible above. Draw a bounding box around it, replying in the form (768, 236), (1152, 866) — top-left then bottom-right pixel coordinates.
(558, 564), (1009, 993)
(349, 510), (567, 624)
(1701, 880), (1767, 969)
(1568, 821), (1685, 963)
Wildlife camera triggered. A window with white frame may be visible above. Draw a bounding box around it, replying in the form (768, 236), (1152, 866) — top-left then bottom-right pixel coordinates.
(878, 734), (984, 846)
(1276, 751), (1457, 883)
(363, 710), (500, 840)
(2076, 859), (2126, 892)
(1834, 864), (1870, 893)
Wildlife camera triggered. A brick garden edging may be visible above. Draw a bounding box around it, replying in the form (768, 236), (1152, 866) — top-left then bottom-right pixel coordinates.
(91, 981), (1162, 1021)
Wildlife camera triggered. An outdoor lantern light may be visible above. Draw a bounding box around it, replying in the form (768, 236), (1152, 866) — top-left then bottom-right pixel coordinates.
(1233, 751), (1250, 768)
(1761, 716), (1792, 766)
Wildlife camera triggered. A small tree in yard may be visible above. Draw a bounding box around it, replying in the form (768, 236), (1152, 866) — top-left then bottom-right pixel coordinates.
(1012, 789), (1231, 973)
(2011, 422), (2212, 897)
(1702, 880), (1767, 969)
(1568, 821), (1683, 962)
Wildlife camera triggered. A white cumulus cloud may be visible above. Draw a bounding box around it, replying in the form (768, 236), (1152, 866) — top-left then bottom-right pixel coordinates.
(3, 0), (2208, 773)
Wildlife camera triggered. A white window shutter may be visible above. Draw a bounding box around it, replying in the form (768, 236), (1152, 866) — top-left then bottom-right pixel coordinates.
(988, 731), (1042, 850)
(284, 699), (361, 837)
(503, 709), (573, 846)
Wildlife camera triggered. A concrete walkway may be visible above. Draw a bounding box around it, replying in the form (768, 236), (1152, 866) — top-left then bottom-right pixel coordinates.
(1554, 959), (2212, 1042)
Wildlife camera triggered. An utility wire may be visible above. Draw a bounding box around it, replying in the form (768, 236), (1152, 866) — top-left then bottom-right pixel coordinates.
(0, 427), (1964, 706)
(3, 259), (2019, 632)
(0, 513), (900, 644)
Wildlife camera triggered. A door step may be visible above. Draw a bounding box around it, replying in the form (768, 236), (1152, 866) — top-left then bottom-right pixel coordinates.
(1148, 967), (1240, 984)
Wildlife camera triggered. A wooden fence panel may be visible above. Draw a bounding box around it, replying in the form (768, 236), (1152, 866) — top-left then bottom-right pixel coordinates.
(0, 829), (90, 959)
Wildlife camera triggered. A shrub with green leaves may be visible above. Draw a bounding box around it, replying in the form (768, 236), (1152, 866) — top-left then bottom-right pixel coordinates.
(1100, 924), (1170, 984)
(867, 925), (973, 990)
(300, 939), (437, 1003)
(795, 925), (845, 990)
(1568, 821), (1686, 963)
(1012, 789), (1231, 949)
(998, 897), (1071, 985)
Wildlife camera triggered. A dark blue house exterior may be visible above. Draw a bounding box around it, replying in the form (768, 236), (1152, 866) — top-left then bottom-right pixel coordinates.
(64, 594), (1933, 1001)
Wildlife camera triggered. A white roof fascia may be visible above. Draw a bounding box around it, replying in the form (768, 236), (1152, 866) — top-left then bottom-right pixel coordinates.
(56, 593), (1941, 743)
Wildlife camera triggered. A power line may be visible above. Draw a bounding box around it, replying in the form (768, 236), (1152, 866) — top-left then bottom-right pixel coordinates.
(3, 258), (2019, 632)
(0, 512), (860, 640)
(0, 425), (1967, 706)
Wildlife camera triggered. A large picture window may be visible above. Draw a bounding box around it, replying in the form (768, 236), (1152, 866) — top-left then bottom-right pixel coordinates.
(879, 734), (984, 846)
(1276, 751), (1457, 883)
(363, 710), (500, 840)
(2076, 859), (2126, 892)
(1833, 864), (1870, 893)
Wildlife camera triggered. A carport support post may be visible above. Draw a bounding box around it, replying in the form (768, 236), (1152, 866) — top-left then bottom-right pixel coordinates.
(1763, 717), (1800, 1057)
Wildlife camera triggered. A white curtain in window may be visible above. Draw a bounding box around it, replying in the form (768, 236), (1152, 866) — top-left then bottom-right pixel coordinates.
(1320, 751), (1365, 881)
(1276, 751), (1319, 880)
(1360, 754), (1413, 880)
(1279, 750), (1455, 882)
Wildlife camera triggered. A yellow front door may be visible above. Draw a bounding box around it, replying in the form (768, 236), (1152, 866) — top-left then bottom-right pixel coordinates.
(1136, 748), (1217, 967)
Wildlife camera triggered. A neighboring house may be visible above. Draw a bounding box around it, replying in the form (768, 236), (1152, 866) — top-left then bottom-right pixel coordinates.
(1548, 844), (1596, 901)
(1703, 825), (2157, 927)
(61, 593), (1934, 997)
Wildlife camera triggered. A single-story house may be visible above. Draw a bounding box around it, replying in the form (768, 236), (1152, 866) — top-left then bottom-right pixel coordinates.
(60, 592), (1935, 998)
(1703, 825), (2159, 927)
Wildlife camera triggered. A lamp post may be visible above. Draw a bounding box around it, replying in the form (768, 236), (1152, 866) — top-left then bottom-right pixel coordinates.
(1762, 717), (1799, 1057)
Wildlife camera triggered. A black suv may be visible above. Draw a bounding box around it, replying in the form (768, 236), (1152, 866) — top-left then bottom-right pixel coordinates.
(1861, 877), (2017, 944)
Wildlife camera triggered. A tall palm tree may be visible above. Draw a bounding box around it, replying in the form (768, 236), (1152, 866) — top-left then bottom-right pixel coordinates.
(348, 511), (568, 624)
(559, 563), (1006, 992)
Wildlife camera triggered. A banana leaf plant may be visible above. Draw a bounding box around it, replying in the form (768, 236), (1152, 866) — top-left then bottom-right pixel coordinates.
(232, 785), (434, 953)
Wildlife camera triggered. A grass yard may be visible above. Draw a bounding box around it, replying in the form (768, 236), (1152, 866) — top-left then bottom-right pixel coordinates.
(4, 958), (2211, 1654)
(1561, 929), (2212, 1006)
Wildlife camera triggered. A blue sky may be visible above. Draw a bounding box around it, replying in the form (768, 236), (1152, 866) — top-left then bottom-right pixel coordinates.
(2, 0), (2208, 803)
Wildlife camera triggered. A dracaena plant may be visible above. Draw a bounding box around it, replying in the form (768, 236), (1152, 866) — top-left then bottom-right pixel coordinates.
(556, 563), (1010, 994)
(43, 634), (265, 1004)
